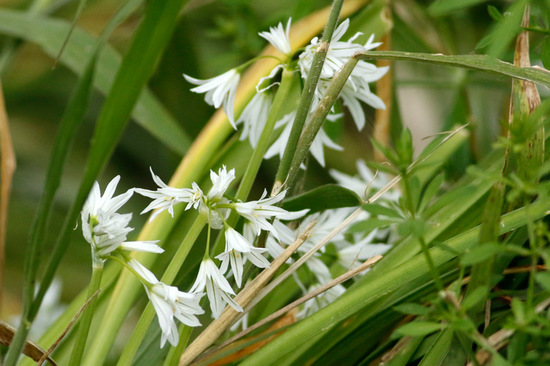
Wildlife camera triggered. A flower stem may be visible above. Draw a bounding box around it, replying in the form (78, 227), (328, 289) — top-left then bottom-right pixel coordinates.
(273, 0), (344, 192)
(68, 255), (104, 365)
(116, 214), (207, 366)
(284, 56), (359, 191)
(211, 68), (296, 256)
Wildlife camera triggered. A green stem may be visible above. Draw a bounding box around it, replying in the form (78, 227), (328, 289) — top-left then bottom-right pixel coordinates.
(274, 0), (344, 190)
(163, 325), (194, 366)
(115, 215), (207, 366)
(418, 236), (443, 291)
(285, 56), (359, 191)
(211, 68), (296, 255)
(68, 255), (104, 365)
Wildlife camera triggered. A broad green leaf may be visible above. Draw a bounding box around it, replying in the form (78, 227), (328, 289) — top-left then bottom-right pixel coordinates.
(282, 184), (362, 213)
(0, 8), (190, 155)
(356, 50), (550, 88)
(428, 0), (489, 16)
(394, 321), (443, 337)
(460, 242), (501, 266)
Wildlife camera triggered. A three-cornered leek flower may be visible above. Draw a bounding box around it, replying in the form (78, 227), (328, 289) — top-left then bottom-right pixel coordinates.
(81, 176), (162, 259)
(190, 258), (243, 318)
(129, 259), (204, 347)
(184, 69), (240, 128)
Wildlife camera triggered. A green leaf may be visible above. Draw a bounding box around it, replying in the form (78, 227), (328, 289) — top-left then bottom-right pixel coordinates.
(282, 184), (362, 213)
(487, 5), (504, 22)
(428, 0), (489, 16)
(418, 173), (444, 214)
(535, 271), (550, 292)
(542, 37), (550, 70)
(394, 321), (443, 337)
(460, 242), (501, 266)
(362, 203), (402, 219)
(356, 50), (550, 88)
(348, 218), (395, 234)
(393, 303), (431, 316)
(461, 285), (489, 310)
(0, 8), (190, 155)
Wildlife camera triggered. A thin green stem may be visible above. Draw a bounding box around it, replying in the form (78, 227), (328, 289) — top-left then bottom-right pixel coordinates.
(274, 0), (344, 190)
(163, 325), (194, 366)
(211, 68), (296, 255)
(68, 256), (104, 365)
(419, 236), (444, 291)
(285, 56), (359, 191)
(115, 215), (207, 366)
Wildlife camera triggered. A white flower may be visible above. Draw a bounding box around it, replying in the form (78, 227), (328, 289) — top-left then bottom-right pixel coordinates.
(190, 258), (243, 318)
(234, 190), (307, 238)
(237, 91), (273, 147)
(259, 18), (292, 55)
(135, 168), (202, 221)
(298, 19), (388, 131)
(299, 284), (346, 318)
(81, 176), (163, 258)
(207, 165), (235, 201)
(129, 259), (204, 347)
(184, 69), (240, 128)
(216, 227), (270, 287)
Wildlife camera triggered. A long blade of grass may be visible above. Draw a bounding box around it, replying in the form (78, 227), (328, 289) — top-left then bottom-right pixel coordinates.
(0, 8), (191, 154)
(239, 197), (550, 364)
(3, 50), (99, 365)
(356, 50), (550, 87)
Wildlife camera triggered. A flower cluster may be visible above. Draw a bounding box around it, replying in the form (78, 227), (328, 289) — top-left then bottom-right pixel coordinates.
(136, 165), (306, 316)
(81, 177), (203, 347)
(184, 18), (388, 167)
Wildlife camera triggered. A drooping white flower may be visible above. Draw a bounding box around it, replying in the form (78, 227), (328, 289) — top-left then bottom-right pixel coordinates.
(237, 91), (273, 147)
(259, 18), (292, 55)
(207, 165), (235, 201)
(299, 284), (346, 318)
(234, 190), (307, 238)
(298, 19), (388, 131)
(129, 259), (204, 347)
(190, 258), (243, 318)
(184, 69), (240, 128)
(135, 168), (202, 221)
(216, 227), (270, 287)
(81, 176), (163, 258)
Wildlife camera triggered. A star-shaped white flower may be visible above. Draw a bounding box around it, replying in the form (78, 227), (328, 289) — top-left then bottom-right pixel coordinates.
(207, 165), (235, 201)
(234, 190), (307, 238)
(259, 18), (292, 55)
(184, 69), (240, 128)
(81, 176), (162, 259)
(216, 227), (270, 287)
(190, 258), (243, 318)
(129, 259), (204, 347)
(236, 91), (273, 148)
(135, 168), (202, 221)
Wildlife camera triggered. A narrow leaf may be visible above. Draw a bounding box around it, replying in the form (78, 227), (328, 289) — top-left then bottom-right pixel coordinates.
(356, 50), (550, 88)
(394, 321), (443, 337)
(282, 184), (362, 213)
